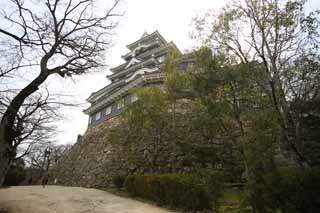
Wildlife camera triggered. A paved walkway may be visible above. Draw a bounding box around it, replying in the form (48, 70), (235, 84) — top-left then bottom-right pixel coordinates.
(0, 185), (172, 213)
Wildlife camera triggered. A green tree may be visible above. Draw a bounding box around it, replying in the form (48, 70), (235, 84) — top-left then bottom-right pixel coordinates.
(106, 52), (237, 177)
(191, 1), (320, 210)
(188, 47), (282, 212)
(192, 0), (320, 168)
(107, 86), (172, 171)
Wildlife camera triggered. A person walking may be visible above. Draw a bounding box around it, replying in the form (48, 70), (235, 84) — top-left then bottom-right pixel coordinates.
(42, 175), (48, 188)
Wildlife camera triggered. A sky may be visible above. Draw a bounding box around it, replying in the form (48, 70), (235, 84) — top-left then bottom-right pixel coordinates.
(54, 0), (320, 145)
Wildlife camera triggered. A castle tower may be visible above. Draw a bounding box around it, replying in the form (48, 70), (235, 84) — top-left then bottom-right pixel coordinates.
(84, 31), (182, 127)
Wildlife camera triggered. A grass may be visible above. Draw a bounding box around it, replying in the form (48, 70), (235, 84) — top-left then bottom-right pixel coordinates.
(218, 187), (251, 213)
(221, 188), (243, 203)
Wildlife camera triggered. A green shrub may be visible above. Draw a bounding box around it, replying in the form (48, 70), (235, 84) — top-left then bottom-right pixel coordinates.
(124, 173), (220, 211)
(264, 168), (320, 213)
(112, 175), (126, 189)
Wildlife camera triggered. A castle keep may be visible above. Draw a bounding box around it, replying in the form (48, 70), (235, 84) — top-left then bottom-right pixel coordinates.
(84, 31), (183, 127)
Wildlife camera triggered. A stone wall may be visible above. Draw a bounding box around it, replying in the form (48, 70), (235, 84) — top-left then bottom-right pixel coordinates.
(50, 117), (195, 188)
(50, 114), (295, 188)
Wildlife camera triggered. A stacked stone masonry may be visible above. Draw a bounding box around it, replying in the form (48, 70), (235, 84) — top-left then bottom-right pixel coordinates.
(51, 117), (199, 188)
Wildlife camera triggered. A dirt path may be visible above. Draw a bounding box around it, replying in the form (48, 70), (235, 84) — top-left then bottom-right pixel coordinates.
(0, 185), (172, 213)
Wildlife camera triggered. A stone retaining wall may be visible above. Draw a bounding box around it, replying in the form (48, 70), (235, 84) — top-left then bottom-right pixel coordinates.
(50, 117), (195, 188)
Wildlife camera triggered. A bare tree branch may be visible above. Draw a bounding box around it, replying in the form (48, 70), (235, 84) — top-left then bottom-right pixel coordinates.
(0, 0), (122, 185)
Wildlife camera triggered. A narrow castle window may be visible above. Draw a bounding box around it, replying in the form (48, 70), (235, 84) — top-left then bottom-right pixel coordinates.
(131, 94), (139, 102)
(157, 55), (165, 63)
(95, 111), (101, 120)
(105, 106), (112, 115)
(117, 102), (124, 110)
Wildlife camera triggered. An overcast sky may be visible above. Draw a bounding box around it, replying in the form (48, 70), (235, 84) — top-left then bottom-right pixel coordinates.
(54, 0), (320, 145)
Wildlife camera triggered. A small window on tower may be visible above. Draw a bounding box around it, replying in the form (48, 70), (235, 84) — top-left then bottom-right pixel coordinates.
(117, 101), (124, 110)
(88, 116), (92, 124)
(105, 106), (112, 115)
(157, 55), (165, 63)
(131, 94), (139, 102)
(95, 111), (101, 120)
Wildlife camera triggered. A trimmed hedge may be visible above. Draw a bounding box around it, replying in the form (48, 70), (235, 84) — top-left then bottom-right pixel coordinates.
(124, 173), (215, 211)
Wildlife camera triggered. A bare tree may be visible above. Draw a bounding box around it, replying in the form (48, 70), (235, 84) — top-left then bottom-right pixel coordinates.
(25, 142), (71, 178)
(2, 89), (59, 159)
(50, 143), (71, 165)
(0, 0), (121, 185)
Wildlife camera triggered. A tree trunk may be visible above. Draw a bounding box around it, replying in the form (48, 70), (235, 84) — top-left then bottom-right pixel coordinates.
(0, 144), (14, 185)
(0, 72), (49, 185)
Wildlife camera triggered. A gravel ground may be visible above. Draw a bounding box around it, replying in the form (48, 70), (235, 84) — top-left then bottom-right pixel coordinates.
(0, 185), (172, 213)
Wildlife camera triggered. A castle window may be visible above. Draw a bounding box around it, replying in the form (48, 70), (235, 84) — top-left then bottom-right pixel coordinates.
(157, 55), (165, 63)
(95, 111), (101, 120)
(105, 106), (112, 115)
(179, 62), (188, 71)
(117, 101), (124, 110)
(131, 94), (139, 102)
(88, 116), (92, 124)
